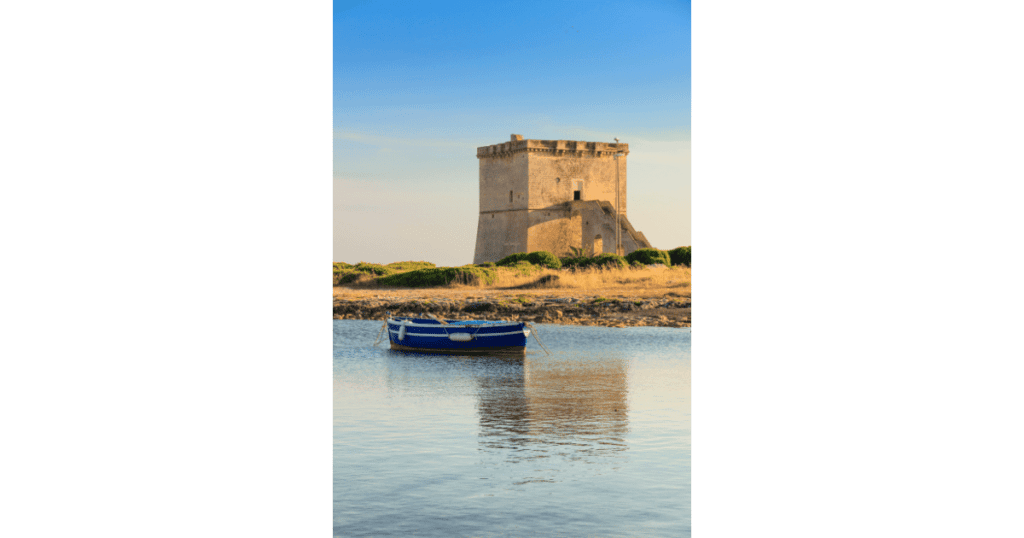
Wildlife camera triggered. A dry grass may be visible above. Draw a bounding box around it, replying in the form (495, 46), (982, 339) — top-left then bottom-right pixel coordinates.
(476, 265), (691, 291)
(334, 265), (691, 302)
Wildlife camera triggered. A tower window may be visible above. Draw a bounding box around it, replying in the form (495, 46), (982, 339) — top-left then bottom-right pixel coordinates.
(510, 190), (513, 203)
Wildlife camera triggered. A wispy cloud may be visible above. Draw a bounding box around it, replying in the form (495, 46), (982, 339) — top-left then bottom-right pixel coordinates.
(333, 129), (478, 151)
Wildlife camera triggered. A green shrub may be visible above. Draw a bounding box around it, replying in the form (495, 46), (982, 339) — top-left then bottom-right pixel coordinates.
(630, 260), (644, 268)
(668, 246), (691, 267)
(561, 253), (627, 269)
(333, 262), (352, 271)
(588, 253), (628, 269)
(496, 251), (562, 269)
(476, 262), (496, 268)
(525, 251), (562, 269)
(496, 252), (531, 266)
(625, 248), (671, 266)
(559, 256), (584, 268)
(377, 267), (497, 287)
(386, 261), (436, 271)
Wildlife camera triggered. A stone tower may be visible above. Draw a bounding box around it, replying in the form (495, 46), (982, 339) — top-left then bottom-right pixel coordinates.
(473, 134), (652, 264)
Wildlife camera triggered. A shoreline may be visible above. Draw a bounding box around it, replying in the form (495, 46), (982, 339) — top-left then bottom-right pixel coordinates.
(333, 288), (691, 328)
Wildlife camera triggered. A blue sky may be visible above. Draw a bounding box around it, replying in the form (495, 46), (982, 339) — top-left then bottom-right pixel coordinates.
(334, 0), (690, 266)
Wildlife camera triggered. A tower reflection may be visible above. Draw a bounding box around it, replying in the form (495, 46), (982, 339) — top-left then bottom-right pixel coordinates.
(476, 354), (630, 462)
(378, 350), (631, 465)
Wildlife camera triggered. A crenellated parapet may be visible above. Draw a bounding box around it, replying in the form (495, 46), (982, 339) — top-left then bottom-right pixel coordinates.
(477, 134), (628, 159)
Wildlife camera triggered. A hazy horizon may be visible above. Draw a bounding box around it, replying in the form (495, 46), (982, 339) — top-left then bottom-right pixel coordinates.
(334, 0), (691, 266)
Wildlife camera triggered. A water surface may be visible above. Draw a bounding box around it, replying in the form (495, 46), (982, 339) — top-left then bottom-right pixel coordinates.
(334, 319), (690, 537)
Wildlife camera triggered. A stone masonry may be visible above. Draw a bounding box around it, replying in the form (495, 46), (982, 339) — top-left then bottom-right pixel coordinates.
(473, 134), (652, 264)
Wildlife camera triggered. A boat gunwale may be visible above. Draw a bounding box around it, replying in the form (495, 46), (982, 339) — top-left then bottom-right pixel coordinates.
(388, 328), (529, 338)
(386, 317), (526, 329)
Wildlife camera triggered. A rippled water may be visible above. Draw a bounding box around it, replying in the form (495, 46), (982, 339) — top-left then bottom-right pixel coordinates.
(334, 319), (690, 537)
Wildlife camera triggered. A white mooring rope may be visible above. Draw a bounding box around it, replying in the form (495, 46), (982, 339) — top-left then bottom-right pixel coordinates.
(526, 322), (551, 356)
(372, 313), (390, 347)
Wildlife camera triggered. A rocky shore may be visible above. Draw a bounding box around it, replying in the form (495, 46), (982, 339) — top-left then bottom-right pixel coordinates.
(333, 294), (691, 328)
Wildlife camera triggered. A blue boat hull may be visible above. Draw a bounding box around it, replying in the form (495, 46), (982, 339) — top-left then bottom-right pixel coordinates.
(386, 317), (528, 355)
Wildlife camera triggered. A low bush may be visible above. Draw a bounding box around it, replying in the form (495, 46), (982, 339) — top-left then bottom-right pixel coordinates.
(333, 262), (352, 271)
(496, 251), (561, 269)
(525, 251), (562, 269)
(625, 248), (671, 266)
(668, 246), (691, 267)
(561, 253), (627, 269)
(560, 256), (586, 268)
(377, 266), (497, 287)
(476, 262), (496, 268)
(496, 252), (531, 266)
(588, 253), (628, 269)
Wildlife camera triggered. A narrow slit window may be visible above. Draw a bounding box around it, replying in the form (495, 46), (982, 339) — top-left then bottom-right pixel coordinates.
(510, 190), (513, 203)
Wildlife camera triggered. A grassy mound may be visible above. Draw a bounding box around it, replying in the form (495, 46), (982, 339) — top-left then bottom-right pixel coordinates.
(333, 262), (397, 286)
(377, 266), (497, 288)
(386, 261), (436, 271)
(352, 262), (395, 276)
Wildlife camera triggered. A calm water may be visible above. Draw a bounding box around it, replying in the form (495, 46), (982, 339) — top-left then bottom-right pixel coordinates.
(334, 319), (690, 537)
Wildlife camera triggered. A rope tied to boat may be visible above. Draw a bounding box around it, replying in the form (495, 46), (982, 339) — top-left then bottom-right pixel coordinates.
(372, 312), (390, 347)
(525, 322), (551, 356)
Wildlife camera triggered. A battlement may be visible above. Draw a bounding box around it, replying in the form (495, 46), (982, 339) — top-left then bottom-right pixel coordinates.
(477, 134), (628, 159)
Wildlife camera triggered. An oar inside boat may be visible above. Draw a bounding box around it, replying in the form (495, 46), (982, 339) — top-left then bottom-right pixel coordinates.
(427, 312), (449, 325)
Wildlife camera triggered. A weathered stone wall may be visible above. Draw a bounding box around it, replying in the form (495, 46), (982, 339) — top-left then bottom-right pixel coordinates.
(526, 153), (626, 216)
(479, 151), (529, 212)
(473, 209), (528, 264)
(526, 207), (578, 256)
(575, 201), (645, 256)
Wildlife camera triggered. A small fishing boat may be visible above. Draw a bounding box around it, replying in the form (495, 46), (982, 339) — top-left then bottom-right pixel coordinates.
(381, 315), (533, 355)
